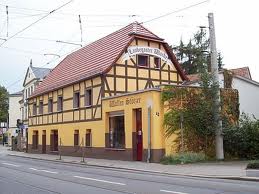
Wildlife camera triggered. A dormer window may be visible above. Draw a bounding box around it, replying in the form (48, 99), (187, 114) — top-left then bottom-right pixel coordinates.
(137, 55), (148, 67)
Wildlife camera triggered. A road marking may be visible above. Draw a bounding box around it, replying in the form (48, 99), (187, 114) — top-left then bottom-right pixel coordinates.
(73, 175), (126, 186)
(2, 162), (21, 167)
(29, 167), (58, 174)
(160, 190), (188, 194)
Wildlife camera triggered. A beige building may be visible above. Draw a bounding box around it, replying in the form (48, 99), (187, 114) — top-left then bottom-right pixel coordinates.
(7, 91), (23, 145)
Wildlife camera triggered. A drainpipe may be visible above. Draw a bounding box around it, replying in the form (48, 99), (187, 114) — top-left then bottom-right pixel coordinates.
(147, 106), (151, 163)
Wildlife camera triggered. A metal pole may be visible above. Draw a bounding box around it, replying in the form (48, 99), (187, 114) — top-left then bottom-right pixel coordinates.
(147, 106), (151, 163)
(208, 13), (224, 160)
(81, 137), (85, 163)
(180, 112), (184, 153)
(59, 138), (62, 160)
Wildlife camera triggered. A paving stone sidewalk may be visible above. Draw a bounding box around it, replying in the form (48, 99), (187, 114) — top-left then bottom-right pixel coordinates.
(2, 146), (257, 181)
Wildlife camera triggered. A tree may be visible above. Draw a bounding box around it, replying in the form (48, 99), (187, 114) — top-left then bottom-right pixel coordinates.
(0, 85), (9, 123)
(172, 29), (223, 74)
(162, 71), (239, 157)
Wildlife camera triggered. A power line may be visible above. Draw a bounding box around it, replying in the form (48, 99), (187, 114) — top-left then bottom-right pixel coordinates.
(0, 4), (143, 18)
(140, 0), (210, 24)
(0, 0), (73, 47)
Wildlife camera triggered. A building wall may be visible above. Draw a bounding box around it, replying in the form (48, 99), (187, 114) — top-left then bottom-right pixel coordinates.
(9, 95), (22, 128)
(28, 89), (173, 162)
(28, 76), (102, 126)
(28, 37), (183, 162)
(103, 38), (182, 98)
(232, 77), (259, 118)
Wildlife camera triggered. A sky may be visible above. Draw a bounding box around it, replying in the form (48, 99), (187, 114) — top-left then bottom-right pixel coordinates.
(0, 0), (258, 93)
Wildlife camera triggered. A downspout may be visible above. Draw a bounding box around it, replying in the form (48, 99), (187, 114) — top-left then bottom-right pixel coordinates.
(147, 106), (151, 163)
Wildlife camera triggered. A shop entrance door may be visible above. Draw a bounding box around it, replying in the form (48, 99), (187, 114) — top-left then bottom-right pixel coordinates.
(136, 108), (143, 161)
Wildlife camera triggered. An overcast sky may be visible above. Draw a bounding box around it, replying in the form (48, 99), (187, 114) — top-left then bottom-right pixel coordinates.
(0, 0), (258, 93)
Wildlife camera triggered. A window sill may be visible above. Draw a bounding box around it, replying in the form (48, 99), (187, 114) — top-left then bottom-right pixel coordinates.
(85, 105), (92, 108)
(105, 148), (126, 151)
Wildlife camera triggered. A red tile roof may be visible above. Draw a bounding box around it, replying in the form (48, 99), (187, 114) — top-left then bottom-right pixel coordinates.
(230, 67), (251, 80)
(31, 22), (187, 97)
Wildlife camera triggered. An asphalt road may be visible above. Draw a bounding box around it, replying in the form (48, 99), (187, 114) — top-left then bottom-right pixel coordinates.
(0, 152), (259, 194)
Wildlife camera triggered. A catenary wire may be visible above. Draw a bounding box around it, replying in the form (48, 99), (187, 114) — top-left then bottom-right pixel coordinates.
(140, 0), (210, 24)
(0, 0), (73, 47)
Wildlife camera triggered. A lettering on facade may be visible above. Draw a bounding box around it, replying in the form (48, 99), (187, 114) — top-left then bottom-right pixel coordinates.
(121, 46), (173, 67)
(109, 97), (141, 107)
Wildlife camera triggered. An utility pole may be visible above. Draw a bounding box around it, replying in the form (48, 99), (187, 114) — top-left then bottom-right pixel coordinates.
(208, 13), (224, 160)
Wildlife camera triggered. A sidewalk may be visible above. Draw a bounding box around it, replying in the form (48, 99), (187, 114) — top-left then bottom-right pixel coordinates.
(3, 146), (259, 182)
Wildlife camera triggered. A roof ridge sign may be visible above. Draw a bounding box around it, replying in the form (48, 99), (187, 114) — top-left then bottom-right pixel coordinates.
(122, 46), (173, 67)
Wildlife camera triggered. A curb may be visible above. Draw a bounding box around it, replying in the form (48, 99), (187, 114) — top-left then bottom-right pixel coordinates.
(7, 153), (259, 182)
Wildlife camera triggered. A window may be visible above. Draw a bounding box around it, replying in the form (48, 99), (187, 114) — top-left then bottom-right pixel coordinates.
(154, 57), (161, 69)
(85, 89), (92, 106)
(74, 130), (79, 146)
(57, 96), (63, 112)
(48, 99), (53, 113)
(33, 103), (37, 115)
(32, 130), (38, 149)
(109, 115), (125, 149)
(31, 86), (33, 94)
(85, 129), (92, 147)
(73, 92), (80, 108)
(137, 55), (148, 67)
(39, 101), (43, 114)
(28, 87), (30, 97)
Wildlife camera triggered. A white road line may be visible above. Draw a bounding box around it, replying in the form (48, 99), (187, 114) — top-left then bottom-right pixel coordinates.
(73, 175), (126, 186)
(40, 170), (58, 174)
(160, 189), (188, 194)
(29, 167), (58, 174)
(2, 162), (21, 167)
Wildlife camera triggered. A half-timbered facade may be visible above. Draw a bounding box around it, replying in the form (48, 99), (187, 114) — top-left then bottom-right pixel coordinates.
(28, 22), (187, 162)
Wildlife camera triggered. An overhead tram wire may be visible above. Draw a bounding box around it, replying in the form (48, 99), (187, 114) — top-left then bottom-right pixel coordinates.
(0, 0), (73, 47)
(140, 0), (210, 24)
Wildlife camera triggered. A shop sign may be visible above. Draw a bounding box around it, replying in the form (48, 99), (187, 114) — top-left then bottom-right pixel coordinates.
(122, 46), (173, 67)
(109, 97), (141, 107)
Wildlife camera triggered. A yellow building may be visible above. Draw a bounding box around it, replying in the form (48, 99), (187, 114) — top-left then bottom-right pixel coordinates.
(28, 22), (187, 162)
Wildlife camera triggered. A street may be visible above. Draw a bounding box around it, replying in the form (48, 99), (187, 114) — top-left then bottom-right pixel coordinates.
(0, 151), (258, 194)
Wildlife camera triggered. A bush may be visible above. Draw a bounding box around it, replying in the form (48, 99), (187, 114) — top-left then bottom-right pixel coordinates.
(224, 114), (259, 159)
(247, 161), (259, 169)
(161, 152), (206, 165)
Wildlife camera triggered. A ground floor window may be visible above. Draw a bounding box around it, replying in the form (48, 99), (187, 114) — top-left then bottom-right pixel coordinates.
(109, 114), (125, 149)
(50, 130), (58, 151)
(32, 130), (38, 149)
(85, 129), (92, 147)
(74, 130), (79, 146)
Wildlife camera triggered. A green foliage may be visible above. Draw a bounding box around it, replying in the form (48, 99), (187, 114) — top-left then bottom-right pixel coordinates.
(162, 71), (239, 157)
(247, 161), (259, 169)
(161, 152), (206, 164)
(224, 114), (259, 159)
(172, 29), (224, 74)
(0, 85), (9, 122)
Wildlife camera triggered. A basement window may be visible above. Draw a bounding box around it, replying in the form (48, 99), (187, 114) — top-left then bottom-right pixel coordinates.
(137, 55), (148, 67)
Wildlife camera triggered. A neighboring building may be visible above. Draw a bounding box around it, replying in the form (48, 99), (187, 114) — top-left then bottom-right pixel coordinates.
(186, 67), (259, 118)
(27, 22), (187, 162)
(20, 61), (52, 131)
(7, 91), (23, 146)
